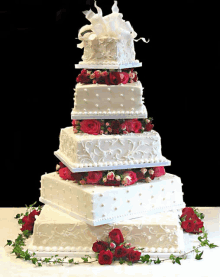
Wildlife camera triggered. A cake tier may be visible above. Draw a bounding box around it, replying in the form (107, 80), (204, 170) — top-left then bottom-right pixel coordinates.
(71, 81), (147, 120)
(39, 172), (185, 226)
(54, 127), (170, 173)
(75, 37), (142, 70)
(30, 205), (184, 255)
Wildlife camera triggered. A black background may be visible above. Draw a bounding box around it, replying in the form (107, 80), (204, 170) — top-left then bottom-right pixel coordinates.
(2, 0), (219, 207)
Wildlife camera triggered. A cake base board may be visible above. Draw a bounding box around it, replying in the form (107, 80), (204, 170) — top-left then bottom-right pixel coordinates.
(54, 150), (171, 173)
(74, 62), (142, 69)
(70, 111), (148, 120)
(25, 232), (196, 260)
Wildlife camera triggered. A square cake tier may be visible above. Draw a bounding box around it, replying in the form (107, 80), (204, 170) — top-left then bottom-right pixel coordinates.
(29, 205), (184, 255)
(54, 127), (170, 172)
(75, 36), (141, 69)
(39, 172), (185, 226)
(71, 81), (147, 119)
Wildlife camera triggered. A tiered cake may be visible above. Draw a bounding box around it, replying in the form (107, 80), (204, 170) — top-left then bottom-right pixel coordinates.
(29, 1), (186, 257)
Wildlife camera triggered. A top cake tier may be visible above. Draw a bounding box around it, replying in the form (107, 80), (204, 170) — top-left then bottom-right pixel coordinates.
(75, 1), (146, 69)
(75, 36), (142, 69)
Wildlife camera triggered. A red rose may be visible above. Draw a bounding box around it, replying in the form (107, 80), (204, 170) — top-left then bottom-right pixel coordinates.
(72, 119), (79, 128)
(136, 171), (145, 180)
(80, 119), (101, 135)
(150, 167), (165, 180)
(20, 215), (35, 232)
(58, 162), (65, 169)
(114, 245), (127, 258)
(120, 72), (129, 84)
(81, 69), (87, 74)
(124, 119), (142, 133)
(181, 220), (195, 233)
(182, 207), (194, 214)
(94, 70), (101, 79)
(59, 167), (73, 180)
(76, 72), (90, 84)
(127, 249), (141, 263)
(92, 241), (109, 253)
(29, 210), (41, 220)
(180, 210), (195, 221)
(109, 72), (122, 85)
(98, 250), (113, 265)
(111, 120), (121, 134)
(193, 220), (204, 233)
(145, 122), (154, 131)
(109, 229), (124, 244)
(122, 171), (138, 186)
(130, 119), (142, 133)
(86, 171), (103, 184)
(20, 221), (34, 232)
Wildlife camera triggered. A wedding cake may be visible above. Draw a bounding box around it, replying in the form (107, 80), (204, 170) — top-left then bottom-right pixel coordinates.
(28, 1), (186, 258)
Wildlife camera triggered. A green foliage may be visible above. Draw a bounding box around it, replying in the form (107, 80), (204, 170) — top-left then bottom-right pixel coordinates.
(195, 251), (203, 260)
(154, 257), (161, 264)
(140, 254), (150, 263)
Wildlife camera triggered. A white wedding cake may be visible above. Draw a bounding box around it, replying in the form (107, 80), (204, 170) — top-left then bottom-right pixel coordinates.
(29, 1), (186, 258)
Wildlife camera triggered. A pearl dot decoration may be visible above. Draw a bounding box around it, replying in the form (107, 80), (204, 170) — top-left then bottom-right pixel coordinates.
(96, 94), (99, 97)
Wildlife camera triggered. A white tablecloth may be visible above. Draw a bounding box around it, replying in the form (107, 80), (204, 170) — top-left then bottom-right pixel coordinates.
(1, 207), (220, 277)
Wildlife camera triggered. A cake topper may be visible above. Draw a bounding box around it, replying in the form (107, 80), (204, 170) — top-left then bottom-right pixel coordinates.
(77, 1), (149, 49)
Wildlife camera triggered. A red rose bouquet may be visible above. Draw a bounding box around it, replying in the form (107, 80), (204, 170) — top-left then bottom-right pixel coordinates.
(56, 165), (166, 187)
(76, 69), (137, 85)
(71, 118), (154, 135)
(92, 228), (142, 265)
(180, 207), (204, 234)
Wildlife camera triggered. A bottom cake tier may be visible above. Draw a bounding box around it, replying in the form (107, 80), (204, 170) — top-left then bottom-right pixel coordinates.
(29, 205), (185, 255)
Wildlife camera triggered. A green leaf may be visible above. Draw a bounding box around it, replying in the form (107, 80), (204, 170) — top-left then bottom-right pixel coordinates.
(154, 257), (161, 264)
(169, 254), (175, 260)
(119, 258), (126, 264)
(15, 214), (21, 219)
(31, 258), (38, 264)
(68, 259), (74, 263)
(18, 219), (24, 225)
(127, 261), (133, 266)
(195, 251), (203, 260)
(5, 240), (13, 247)
(175, 257), (182, 265)
(81, 257), (89, 263)
(140, 254), (150, 263)
(208, 243), (218, 249)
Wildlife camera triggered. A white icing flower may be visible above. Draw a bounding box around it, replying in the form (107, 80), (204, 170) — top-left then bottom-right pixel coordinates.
(145, 177), (151, 183)
(56, 164), (60, 171)
(103, 177), (107, 182)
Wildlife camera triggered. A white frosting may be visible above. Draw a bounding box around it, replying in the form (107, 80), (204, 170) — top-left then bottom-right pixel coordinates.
(76, 36), (140, 69)
(71, 81), (147, 118)
(40, 172), (185, 226)
(31, 204), (184, 254)
(55, 127), (170, 172)
(75, 1), (143, 69)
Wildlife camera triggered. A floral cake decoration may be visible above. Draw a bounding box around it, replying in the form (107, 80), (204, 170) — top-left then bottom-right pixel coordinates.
(72, 118), (154, 135)
(5, 204), (218, 266)
(55, 162), (166, 186)
(76, 68), (138, 85)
